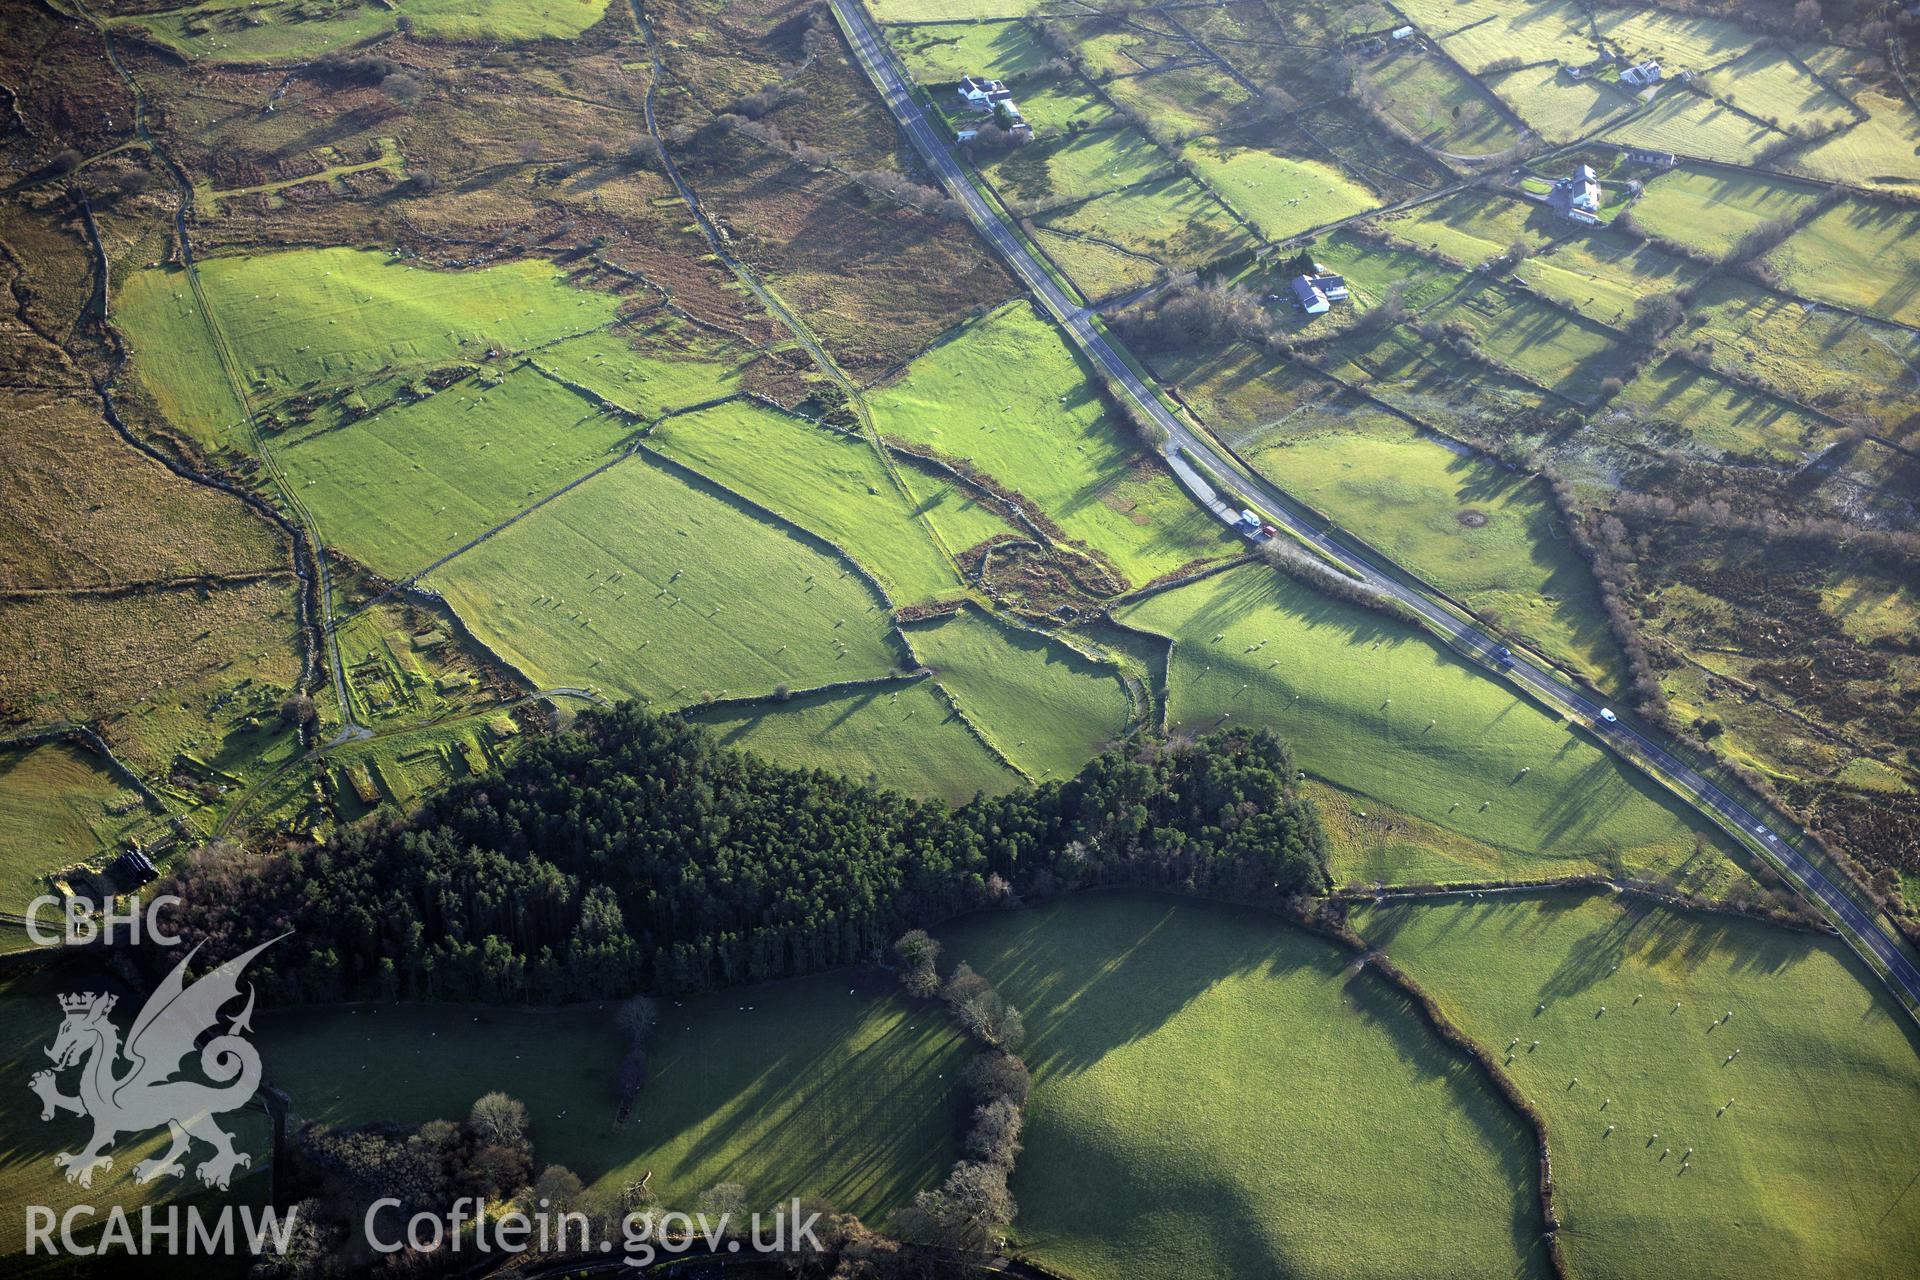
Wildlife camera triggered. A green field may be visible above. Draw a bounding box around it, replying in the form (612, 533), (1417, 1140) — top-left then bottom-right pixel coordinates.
(1487, 65), (1636, 144)
(259, 975), (968, 1225)
(937, 893), (1550, 1280)
(1612, 359), (1832, 461)
(1770, 201), (1920, 326)
(1400, 0), (1598, 72)
(1720, 48), (1856, 133)
(273, 366), (635, 579)
(1116, 562), (1737, 887)
(1388, 191), (1560, 269)
(427, 452), (905, 705)
(114, 0), (611, 63)
(870, 302), (1238, 586)
(1629, 168), (1821, 258)
(1599, 8), (1754, 69)
(985, 127), (1169, 205)
(1423, 278), (1633, 401)
(0, 743), (154, 912)
(1181, 139), (1380, 241)
(1788, 92), (1920, 196)
(1363, 46), (1525, 157)
(1604, 91), (1780, 167)
(529, 318), (752, 419)
(906, 607), (1130, 781)
(690, 678), (1021, 804)
(115, 249), (633, 450)
(1031, 227), (1163, 300)
(890, 18), (1051, 83)
(1353, 892), (1920, 1280)
(1035, 176), (1252, 271)
(1104, 63), (1252, 137)
(1689, 277), (1920, 431)
(650, 401), (1002, 606)
(873, 0), (1037, 19)
(1246, 420), (1621, 683)
(1514, 234), (1706, 328)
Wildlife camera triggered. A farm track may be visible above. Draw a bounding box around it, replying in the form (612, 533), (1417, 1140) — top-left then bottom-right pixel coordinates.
(831, 0), (1920, 1021)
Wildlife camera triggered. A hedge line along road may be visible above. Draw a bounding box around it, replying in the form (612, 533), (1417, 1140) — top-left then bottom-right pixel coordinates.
(826, 0), (1920, 1018)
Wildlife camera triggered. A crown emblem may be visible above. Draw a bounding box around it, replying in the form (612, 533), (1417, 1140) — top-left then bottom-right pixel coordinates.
(59, 991), (114, 1015)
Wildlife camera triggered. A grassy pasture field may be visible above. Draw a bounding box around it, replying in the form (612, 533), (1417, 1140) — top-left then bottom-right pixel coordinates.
(1718, 48), (1856, 133)
(690, 678), (1020, 804)
(1603, 91), (1780, 166)
(1399, 0), (1598, 71)
(1486, 65), (1636, 144)
(1361, 46), (1525, 157)
(649, 401), (991, 607)
(1612, 358), (1832, 461)
(115, 249), (625, 448)
(427, 452), (905, 706)
(1423, 278), (1634, 402)
(1116, 563), (1738, 888)
(869, 302), (1238, 586)
(1387, 191), (1560, 268)
(905, 607), (1130, 781)
(1030, 227), (1163, 300)
(1688, 277), (1920, 431)
(890, 18), (1052, 83)
(1181, 139), (1380, 242)
(271, 366), (635, 580)
(0, 743), (155, 911)
(985, 126), (1170, 206)
(1628, 168), (1822, 258)
(114, 0), (611, 63)
(259, 977), (968, 1227)
(1352, 892), (1920, 1280)
(936, 893), (1550, 1280)
(1035, 176), (1252, 272)
(529, 318), (753, 420)
(1769, 201), (1920, 326)
(1599, 8), (1754, 70)
(1103, 63), (1253, 137)
(872, 0), (1038, 19)
(1246, 420), (1621, 683)
(1787, 91), (1920, 195)
(1513, 234), (1707, 328)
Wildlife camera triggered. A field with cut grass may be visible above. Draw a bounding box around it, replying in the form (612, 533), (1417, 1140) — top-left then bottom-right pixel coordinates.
(1181, 139), (1379, 241)
(1116, 562), (1739, 888)
(1030, 227), (1163, 300)
(690, 678), (1020, 804)
(1103, 63), (1252, 137)
(906, 607), (1130, 781)
(1598, 8), (1754, 70)
(528, 317), (753, 419)
(1247, 421), (1621, 683)
(1611, 359), (1832, 461)
(0, 743), (155, 911)
(1719, 48), (1856, 133)
(1769, 201), (1920, 326)
(1035, 175), (1251, 271)
(869, 302), (1238, 586)
(890, 18), (1051, 84)
(1353, 892), (1920, 1280)
(259, 973), (968, 1227)
(1628, 168), (1822, 258)
(872, 0), (1037, 19)
(427, 453), (905, 706)
(114, 0), (612, 64)
(650, 401), (997, 606)
(937, 893), (1551, 1280)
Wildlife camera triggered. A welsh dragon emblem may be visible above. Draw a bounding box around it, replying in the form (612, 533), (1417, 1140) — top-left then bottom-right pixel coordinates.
(30, 936), (281, 1190)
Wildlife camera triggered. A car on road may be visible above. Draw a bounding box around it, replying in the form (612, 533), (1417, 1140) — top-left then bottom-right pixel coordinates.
(1598, 707), (1618, 725)
(1494, 646), (1514, 668)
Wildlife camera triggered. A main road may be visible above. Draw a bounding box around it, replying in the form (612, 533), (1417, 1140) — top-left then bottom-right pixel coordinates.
(827, 0), (1920, 1017)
